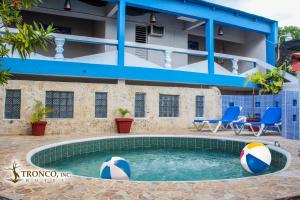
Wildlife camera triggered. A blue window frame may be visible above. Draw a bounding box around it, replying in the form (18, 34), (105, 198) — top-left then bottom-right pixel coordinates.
(5, 89), (21, 119)
(135, 93), (145, 118)
(46, 91), (74, 118)
(196, 96), (204, 117)
(95, 92), (107, 118)
(159, 95), (179, 117)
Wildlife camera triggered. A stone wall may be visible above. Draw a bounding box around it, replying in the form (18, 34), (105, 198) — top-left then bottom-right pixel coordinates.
(0, 80), (222, 135)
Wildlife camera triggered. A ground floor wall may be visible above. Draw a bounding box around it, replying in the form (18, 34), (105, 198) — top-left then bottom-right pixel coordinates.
(0, 80), (222, 135)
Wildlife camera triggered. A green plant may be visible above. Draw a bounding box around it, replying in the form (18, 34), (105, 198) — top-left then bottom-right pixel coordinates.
(0, 0), (54, 85)
(247, 65), (286, 94)
(116, 108), (130, 118)
(30, 100), (52, 123)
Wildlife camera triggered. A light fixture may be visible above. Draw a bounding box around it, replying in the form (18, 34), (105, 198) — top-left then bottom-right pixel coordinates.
(150, 13), (157, 24)
(218, 26), (224, 36)
(285, 32), (293, 42)
(64, 0), (72, 11)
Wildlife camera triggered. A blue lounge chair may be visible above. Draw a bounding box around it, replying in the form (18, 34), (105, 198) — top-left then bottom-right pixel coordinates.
(193, 106), (243, 133)
(231, 107), (282, 137)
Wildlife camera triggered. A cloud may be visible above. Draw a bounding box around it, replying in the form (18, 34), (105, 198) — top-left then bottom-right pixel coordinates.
(203, 0), (300, 27)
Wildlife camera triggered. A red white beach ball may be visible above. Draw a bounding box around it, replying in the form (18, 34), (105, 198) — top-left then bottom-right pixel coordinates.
(240, 142), (271, 174)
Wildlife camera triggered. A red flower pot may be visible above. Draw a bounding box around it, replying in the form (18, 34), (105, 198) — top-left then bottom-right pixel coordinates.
(115, 118), (133, 134)
(246, 118), (260, 132)
(31, 121), (47, 136)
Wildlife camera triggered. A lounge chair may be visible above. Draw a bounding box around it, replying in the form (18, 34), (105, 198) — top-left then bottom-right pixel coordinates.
(231, 107), (281, 137)
(193, 106), (243, 133)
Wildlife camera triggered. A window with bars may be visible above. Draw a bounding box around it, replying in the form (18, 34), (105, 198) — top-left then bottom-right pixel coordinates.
(5, 89), (21, 119)
(135, 25), (148, 59)
(95, 92), (107, 118)
(135, 93), (145, 118)
(196, 96), (204, 117)
(159, 95), (179, 117)
(46, 91), (74, 118)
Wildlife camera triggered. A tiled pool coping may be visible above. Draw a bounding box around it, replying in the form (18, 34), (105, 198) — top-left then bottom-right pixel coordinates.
(27, 135), (290, 182)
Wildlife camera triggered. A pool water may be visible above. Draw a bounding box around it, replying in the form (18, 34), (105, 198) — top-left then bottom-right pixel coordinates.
(42, 148), (279, 181)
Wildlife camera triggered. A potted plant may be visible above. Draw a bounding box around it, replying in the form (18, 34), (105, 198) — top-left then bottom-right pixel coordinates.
(115, 108), (133, 134)
(30, 100), (52, 136)
(247, 65), (286, 131)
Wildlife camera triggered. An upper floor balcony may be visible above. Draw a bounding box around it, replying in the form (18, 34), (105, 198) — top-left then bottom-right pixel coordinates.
(2, 0), (296, 88)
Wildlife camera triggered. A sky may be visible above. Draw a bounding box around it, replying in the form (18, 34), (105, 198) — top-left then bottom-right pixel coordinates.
(205, 0), (300, 27)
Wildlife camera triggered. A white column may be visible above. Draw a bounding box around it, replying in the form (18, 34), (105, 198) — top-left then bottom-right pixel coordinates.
(164, 50), (172, 69)
(54, 37), (65, 60)
(231, 58), (239, 74)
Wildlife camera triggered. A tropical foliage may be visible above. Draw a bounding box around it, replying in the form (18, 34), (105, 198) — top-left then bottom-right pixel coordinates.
(247, 65), (286, 94)
(30, 100), (52, 123)
(116, 108), (130, 118)
(0, 0), (54, 85)
(279, 26), (300, 43)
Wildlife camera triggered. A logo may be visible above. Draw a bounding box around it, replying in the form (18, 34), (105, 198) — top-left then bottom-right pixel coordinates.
(5, 161), (71, 184)
(6, 161), (21, 183)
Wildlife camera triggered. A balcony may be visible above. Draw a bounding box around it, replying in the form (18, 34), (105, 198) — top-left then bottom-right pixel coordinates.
(2, 28), (296, 88)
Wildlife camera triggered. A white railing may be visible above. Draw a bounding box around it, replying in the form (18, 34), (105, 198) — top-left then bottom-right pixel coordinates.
(1, 27), (297, 82)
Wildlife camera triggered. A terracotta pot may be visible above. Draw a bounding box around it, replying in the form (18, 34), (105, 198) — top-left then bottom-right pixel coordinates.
(115, 118), (133, 134)
(246, 118), (260, 132)
(31, 121), (47, 136)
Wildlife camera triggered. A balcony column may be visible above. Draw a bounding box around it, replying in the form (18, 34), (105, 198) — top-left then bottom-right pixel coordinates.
(164, 50), (172, 68)
(54, 37), (65, 60)
(231, 58), (239, 74)
(205, 19), (214, 75)
(266, 21), (278, 66)
(117, 0), (126, 67)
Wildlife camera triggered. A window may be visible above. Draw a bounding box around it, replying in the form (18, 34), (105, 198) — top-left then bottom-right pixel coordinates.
(46, 91), (74, 118)
(5, 89), (21, 119)
(293, 99), (297, 107)
(255, 102), (261, 108)
(229, 102), (234, 107)
(135, 25), (148, 59)
(195, 96), (204, 117)
(135, 93), (145, 118)
(159, 95), (179, 117)
(293, 114), (297, 122)
(95, 92), (107, 118)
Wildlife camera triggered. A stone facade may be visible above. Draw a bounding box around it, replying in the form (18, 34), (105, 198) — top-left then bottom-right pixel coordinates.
(0, 80), (221, 135)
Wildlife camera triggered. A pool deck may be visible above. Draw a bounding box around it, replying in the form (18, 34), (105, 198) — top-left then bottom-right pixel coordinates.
(1, 131), (300, 200)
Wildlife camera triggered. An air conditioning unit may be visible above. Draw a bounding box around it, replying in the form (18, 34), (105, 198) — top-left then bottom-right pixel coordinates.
(148, 25), (164, 37)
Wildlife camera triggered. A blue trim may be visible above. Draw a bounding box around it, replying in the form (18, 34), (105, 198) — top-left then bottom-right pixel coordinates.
(117, 0), (126, 67)
(266, 22), (278, 66)
(3, 58), (257, 88)
(125, 0), (273, 34)
(205, 19), (214, 75)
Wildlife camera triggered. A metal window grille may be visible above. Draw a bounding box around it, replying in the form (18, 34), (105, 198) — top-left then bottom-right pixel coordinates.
(95, 92), (107, 118)
(159, 95), (179, 117)
(196, 96), (204, 117)
(5, 89), (21, 119)
(46, 91), (74, 118)
(135, 93), (145, 118)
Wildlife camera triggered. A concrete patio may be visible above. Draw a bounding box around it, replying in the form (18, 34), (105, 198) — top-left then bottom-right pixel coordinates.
(1, 130), (300, 200)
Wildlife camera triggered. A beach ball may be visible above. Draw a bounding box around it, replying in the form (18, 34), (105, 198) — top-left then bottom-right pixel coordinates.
(100, 157), (131, 180)
(240, 142), (271, 174)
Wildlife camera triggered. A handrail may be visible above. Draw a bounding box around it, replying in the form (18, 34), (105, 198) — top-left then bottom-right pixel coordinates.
(1, 27), (297, 82)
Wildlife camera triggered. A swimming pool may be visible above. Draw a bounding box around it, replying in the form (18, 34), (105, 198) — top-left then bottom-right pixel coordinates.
(28, 136), (289, 182)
